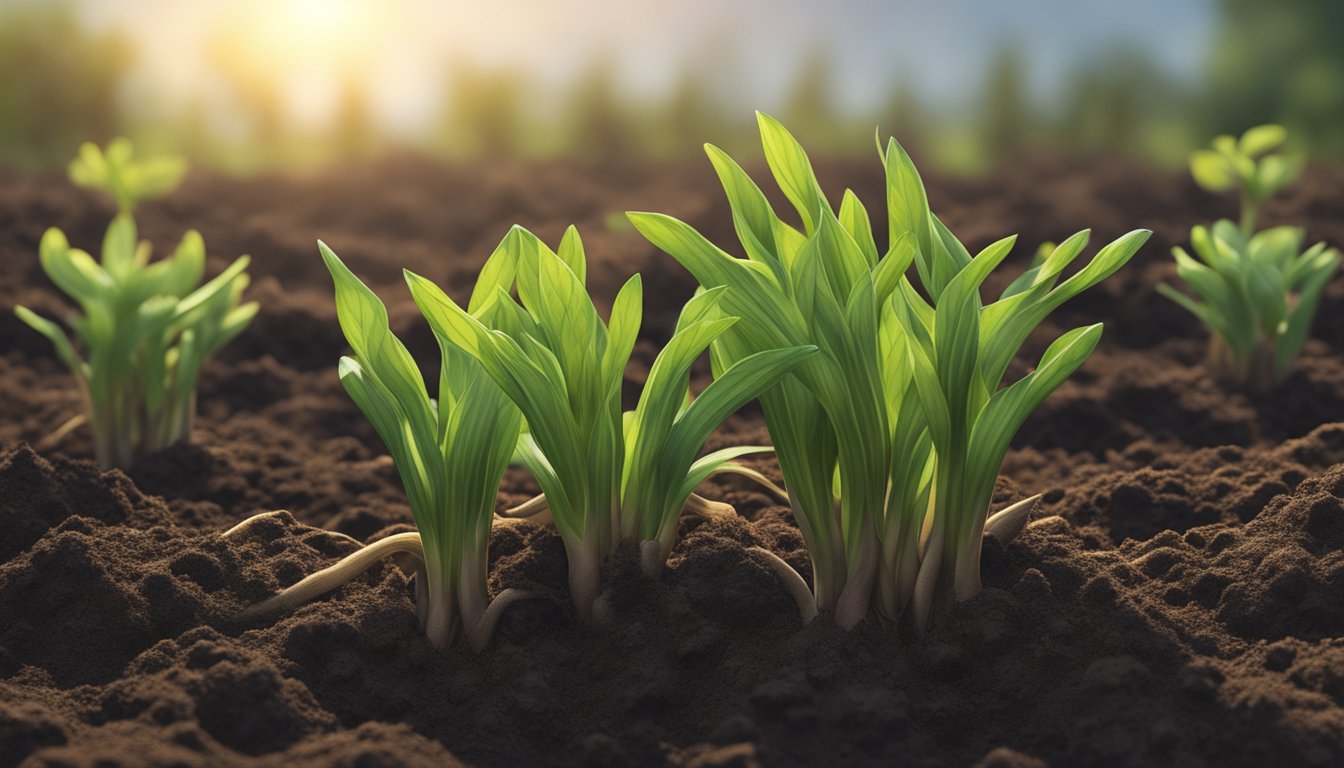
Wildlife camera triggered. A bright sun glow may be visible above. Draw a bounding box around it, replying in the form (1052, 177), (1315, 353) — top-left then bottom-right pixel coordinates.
(212, 0), (392, 127)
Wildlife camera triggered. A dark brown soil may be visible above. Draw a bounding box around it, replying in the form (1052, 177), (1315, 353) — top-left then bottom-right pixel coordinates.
(3, 153), (1344, 766)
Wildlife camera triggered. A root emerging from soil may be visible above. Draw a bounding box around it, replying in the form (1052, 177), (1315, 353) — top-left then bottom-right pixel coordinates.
(229, 514), (536, 651)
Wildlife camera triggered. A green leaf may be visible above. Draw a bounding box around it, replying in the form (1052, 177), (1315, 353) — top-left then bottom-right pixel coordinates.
(557, 225), (587, 286)
(39, 228), (114, 304)
(321, 243), (436, 504)
(1190, 150), (1235, 192)
(1244, 260), (1287, 334)
(967, 324), (1102, 487)
(838, 189), (878, 266)
(1239, 124), (1287, 157)
(101, 214), (139, 280)
(705, 144), (791, 285)
(978, 229), (1148, 389)
(172, 256), (252, 328)
(15, 306), (85, 379)
(602, 275), (642, 394)
(757, 112), (828, 235)
(626, 212), (806, 353)
(873, 233), (916, 306)
(628, 314), (740, 487)
(468, 230), (520, 314)
(1275, 247), (1339, 378)
(883, 138), (936, 293)
(1157, 282), (1226, 340)
(664, 344), (817, 492)
(141, 230), (206, 299)
(899, 301), (951, 454)
(1257, 155), (1301, 197)
(676, 445), (779, 504)
(810, 207), (871, 302)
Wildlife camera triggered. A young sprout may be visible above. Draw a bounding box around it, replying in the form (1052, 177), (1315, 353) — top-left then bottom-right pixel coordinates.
(631, 113), (1148, 630)
(1161, 126), (1339, 391)
(1187, 125), (1300, 237)
(67, 138), (188, 216)
(405, 226), (816, 621)
(892, 218), (1148, 629)
(234, 242), (533, 651)
(15, 141), (254, 467)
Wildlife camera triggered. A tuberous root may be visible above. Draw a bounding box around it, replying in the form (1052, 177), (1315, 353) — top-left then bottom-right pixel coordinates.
(707, 462), (790, 501)
(467, 588), (540, 651)
(221, 510), (292, 539)
(747, 546), (818, 623)
(983, 494), (1042, 545)
(35, 412), (88, 451)
(683, 493), (736, 519)
(222, 509), (364, 547)
(235, 531), (425, 621)
(498, 493), (553, 525)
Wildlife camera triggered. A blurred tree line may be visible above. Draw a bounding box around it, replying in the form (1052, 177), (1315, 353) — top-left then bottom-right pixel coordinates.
(1205, 0), (1344, 158)
(1, 0), (1341, 172)
(0, 4), (130, 168)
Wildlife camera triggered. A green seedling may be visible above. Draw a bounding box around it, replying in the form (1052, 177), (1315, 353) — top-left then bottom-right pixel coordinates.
(68, 138), (188, 216)
(631, 113), (1148, 630)
(16, 141), (253, 467)
(1162, 126), (1338, 391)
(1188, 124), (1300, 237)
(232, 243), (533, 651)
(406, 225), (816, 620)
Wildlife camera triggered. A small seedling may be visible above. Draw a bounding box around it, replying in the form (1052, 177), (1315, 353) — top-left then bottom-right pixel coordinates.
(1188, 125), (1300, 237)
(68, 138), (188, 216)
(631, 113), (1148, 630)
(16, 140), (254, 467)
(406, 225), (815, 620)
(233, 243), (533, 650)
(1162, 126), (1338, 391)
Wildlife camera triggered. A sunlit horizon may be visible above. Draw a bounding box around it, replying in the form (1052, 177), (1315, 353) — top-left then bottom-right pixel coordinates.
(72, 0), (1212, 138)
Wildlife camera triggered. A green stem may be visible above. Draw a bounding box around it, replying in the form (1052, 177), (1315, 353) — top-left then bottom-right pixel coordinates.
(782, 486), (843, 615)
(911, 511), (945, 633)
(1240, 194), (1258, 239)
(1247, 337), (1277, 393)
(878, 498), (925, 621)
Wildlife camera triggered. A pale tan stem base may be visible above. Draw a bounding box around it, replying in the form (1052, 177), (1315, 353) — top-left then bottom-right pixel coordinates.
(228, 512), (533, 650)
(911, 494), (1042, 633)
(833, 526), (878, 630)
(639, 540), (663, 578)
